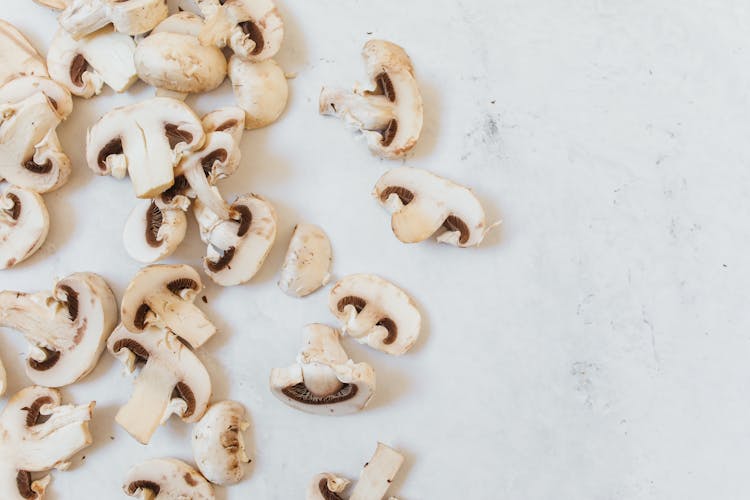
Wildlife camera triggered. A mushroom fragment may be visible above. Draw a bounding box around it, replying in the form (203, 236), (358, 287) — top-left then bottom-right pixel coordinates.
(270, 324), (375, 416)
(57, 0), (169, 39)
(0, 273), (117, 387)
(123, 458), (215, 499)
(123, 196), (189, 263)
(228, 56), (288, 129)
(0, 185), (49, 270)
(320, 40), (423, 159)
(0, 386), (94, 500)
(350, 443), (404, 500)
(329, 274), (421, 356)
(192, 400), (251, 485)
(278, 224), (332, 298)
(373, 167), (493, 247)
(307, 473), (350, 500)
(0, 359), (5, 396)
(108, 324), (211, 444)
(0, 20), (49, 87)
(33, 0), (71, 9)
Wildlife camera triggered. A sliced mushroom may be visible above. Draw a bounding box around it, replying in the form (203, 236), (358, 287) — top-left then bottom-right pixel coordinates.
(201, 106), (246, 146)
(0, 386), (94, 500)
(120, 264), (216, 348)
(270, 324), (375, 416)
(192, 400), (251, 485)
(33, 0), (70, 9)
(47, 26), (137, 98)
(320, 40), (422, 159)
(0, 273), (117, 387)
(278, 224), (332, 298)
(307, 473), (351, 500)
(0, 358), (6, 396)
(373, 166), (493, 247)
(329, 274), (420, 356)
(228, 56), (288, 129)
(86, 97), (205, 199)
(0, 185), (49, 270)
(0, 20), (49, 87)
(108, 324), (211, 444)
(57, 0), (169, 39)
(350, 443), (404, 500)
(123, 196), (189, 263)
(123, 458), (215, 499)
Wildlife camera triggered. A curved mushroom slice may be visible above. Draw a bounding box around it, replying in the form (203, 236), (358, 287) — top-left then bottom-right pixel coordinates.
(202, 106), (246, 146)
(0, 273), (117, 387)
(0, 20), (49, 87)
(329, 274), (420, 356)
(47, 26), (137, 98)
(0, 185), (49, 270)
(0, 386), (94, 500)
(278, 224), (332, 298)
(320, 40), (422, 159)
(123, 196), (189, 263)
(108, 324), (211, 444)
(229, 56), (288, 130)
(373, 166), (493, 247)
(124, 458), (215, 499)
(270, 324), (375, 416)
(307, 473), (350, 500)
(58, 0), (169, 39)
(192, 401), (251, 485)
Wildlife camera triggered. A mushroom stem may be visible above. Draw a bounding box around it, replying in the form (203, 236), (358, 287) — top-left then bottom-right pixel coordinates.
(0, 291), (76, 351)
(319, 88), (394, 131)
(144, 291), (216, 348)
(115, 360), (175, 444)
(182, 159), (232, 220)
(350, 443), (404, 500)
(59, 2), (109, 40)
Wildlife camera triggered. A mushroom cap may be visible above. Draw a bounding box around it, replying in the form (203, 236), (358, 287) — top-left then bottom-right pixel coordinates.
(278, 223), (332, 298)
(373, 166), (490, 247)
(0, 185), (49, 270)
(306, 473), (350, 500)
(0, 20), (49, 87)
(192, 400), (251, 485)
(202, 107), (246, 145)
(328, 274), (421, 356)
(59, 0), (169, 39)
(228, 56), (288, 129)
(123, 458), (215, 499)
(123, 197), (189, 263)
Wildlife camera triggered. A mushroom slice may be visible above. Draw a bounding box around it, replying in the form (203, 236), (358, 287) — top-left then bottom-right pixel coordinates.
(0, 185), (49, 270)
(0, 273), (117, 387)
(0, 76), (73, 193)
(0, 359), (5, 396)
(270, 324), (375, 416)
(350, 443), (404, 500)
(228, 56), (288, 130)
(320, 40), (423, 159)
(192, 400), (251, 485)
(307, 473), (351, 500)
(329, 274), (420, 356)
(373, 166), (493, 247)
(33, 0), (70, 9)
(47, 26), (137, 98)
(123, 196), (189, 263)
(108, 324), (211, 444)
(0, 20), (49, 87)
(58, 0), (169, 39)
(202, 106), (246, 146)
(278, 224), (332, 298)
(86, 97), (205, 199)
(123, 458), (214, 499)
(0, 386), (94, 500)
(121, 264), (215, 348)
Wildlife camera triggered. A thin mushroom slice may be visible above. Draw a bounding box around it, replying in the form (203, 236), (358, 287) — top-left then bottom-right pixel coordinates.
(123, 196), (189, 263)
(192, 401), (251, 485)
(270, 324), (376, 416)
(278, 223), (332, 298)
(307, 473), (351, 500)
(202, 106), (246, 145)
(0, 20), (49, 87)
(329, 274), (421, 356)
(0, 185), (49, 270)
(57, 0), (169, 39)
(228, 56), (288, 130)
(124, 458), (215, 499)
(0, 273), (117, 388)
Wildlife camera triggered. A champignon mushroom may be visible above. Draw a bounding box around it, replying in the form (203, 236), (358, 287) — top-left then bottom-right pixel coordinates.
(57, 0), (169, 40)
(86, 97), (205, 199)
(0, 386), (94, 500)
(228, 56), (288, 129)
(320, 40), (423, 159)
(373, 166), (494, 247)
(0, 20), (49, 87)
(108, 324), (211, 444)
(278, 224), (332, 298)
(0, 185), (49, 270)
(328, 274), (420, 356)
(192, 400), (251, 485)
(47, 26), (137, 98)
(0, 272), (117, 387)
(123, 196), (189, 263)
(307, 473), (350, 500)
(270, 324), (375, 415)
(123, 458), (215, 499)
(201, 106), (246, 145)
(120, 264), (216, 348)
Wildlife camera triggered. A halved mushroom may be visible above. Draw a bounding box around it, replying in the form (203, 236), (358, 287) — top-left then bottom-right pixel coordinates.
(373, 166), (494, 247)
(0, 185), (49, 270)
(192, 400), (251, 485)
(320, 40), (422, 159)
(329, 274), (420, 356)
(228, 56), (288, 129)
(123, 458), (214, 499)
(57, 0), (169, 39)
(0, 273), (117, 387)
(86, 97), (205, 199)
(270, 324), (375, 415)
(0, 20), (49, 87)
(307, 473), (350, 500)
(278, 224), (332, 298)
(120, 264), (216, 348)
(47, 26), (137, 98)
(123, 196), (189, 263)
(0, 386), (94, 500)
(108, 324), (211, 444)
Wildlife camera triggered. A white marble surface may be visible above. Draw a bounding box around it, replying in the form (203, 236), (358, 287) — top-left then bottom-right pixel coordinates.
(2, 1), (750, 499)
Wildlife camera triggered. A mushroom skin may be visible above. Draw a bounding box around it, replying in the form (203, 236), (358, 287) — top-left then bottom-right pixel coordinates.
(0, 185), (49, 270)
(278, 223), (332, 298)
(228, 56), (288, 129)
(124, 458), (215, 499)
(192, 400), (251, 485)
(0, 386), (94, 500)
(0, 20), (49, 87)
(306, 473), (350, 500)
(58, 0), (169, 40)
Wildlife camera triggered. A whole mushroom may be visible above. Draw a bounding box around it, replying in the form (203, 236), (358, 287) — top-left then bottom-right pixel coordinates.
(123, 458), (215, 499)
(0, 185), (49, 270)
(228, 56), (288, 129)
(192, 400), (252, 485)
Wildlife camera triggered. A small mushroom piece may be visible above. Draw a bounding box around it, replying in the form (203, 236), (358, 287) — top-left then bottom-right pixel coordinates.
(0, 273), (118, 387)
(108, 324), (212, 444)
(307, 473), (350, 500)
(320, 40), (423, 159)
(123, 458), (215, 499)
(47, 26), (137, 98)
(270, 324), (376, 416)
(350, 443), (404, 500)
(57, 0), (169, 39)
(0, 185), (49, 270)
(0, 359), (6, 396)
(0, 386), (94, 500)
(192, 401), (251, 485)
(373, 166), (493, 247)
(328, 274), (421, 356)
(123, 196), (189, 263)
(201, 106), (246, 146)
(278, 224), (332, 298)
(120, 264), (216, 348)
(0, 20), (49, 87)
(228, 56), (288, 129)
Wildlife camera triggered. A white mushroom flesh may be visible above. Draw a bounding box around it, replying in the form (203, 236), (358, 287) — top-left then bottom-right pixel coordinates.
(350, 443), (404, 500)
(306, 473), (350, 500)
(0, 185), (49, 270)
(0, 21), (49, 87)
(192, 400), (251, 485)
(228, 56), (288, 129)
(123, 458), (215, 499)
(278, 223), (332, 298)
(58, 0), (169, 39)
(123, 196), (189, 263)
